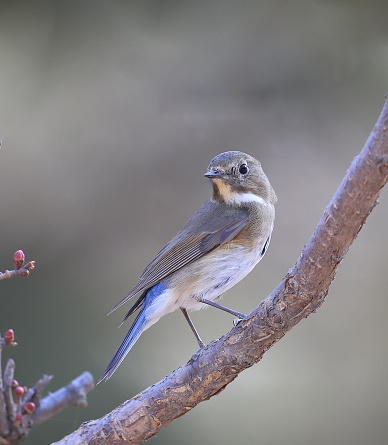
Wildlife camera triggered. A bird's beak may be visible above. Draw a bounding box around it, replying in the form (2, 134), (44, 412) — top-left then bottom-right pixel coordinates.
(204, 170), (224, 179)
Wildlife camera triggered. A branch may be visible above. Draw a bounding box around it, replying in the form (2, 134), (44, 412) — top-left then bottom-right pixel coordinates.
(1, 249), (94, 443)
(33, 372), (94, 425)
(0, 334), (94, 443)
(0, 251), (35, 281)
(54, 96), (388, 445)
(0, 367), (94, 445)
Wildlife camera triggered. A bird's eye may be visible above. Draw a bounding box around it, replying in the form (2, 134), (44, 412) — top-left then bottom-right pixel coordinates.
(239, 163), (249, 175)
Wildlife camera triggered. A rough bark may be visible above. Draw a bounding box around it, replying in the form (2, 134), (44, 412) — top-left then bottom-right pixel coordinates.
(54, 96), (388, 445)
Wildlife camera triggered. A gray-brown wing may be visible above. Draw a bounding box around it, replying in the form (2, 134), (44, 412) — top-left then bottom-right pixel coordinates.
(108, 212), (248, 314)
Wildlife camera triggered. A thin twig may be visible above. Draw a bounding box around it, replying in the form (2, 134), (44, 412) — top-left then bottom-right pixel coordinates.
(0, 341), (8, 436)
(22, 374), (53, 412)
(0, 370), (93, 444)
(0, 262), (35, 281)
(3, 360), (15, 427)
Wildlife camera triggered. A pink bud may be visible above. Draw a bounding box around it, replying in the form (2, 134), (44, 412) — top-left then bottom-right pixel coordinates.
(26, 261), (35, 270)
(14, 386), (25, 398)
(24, 402), (36, 414)
(4, 329), (15, 344)
(14, 250), (25, 270)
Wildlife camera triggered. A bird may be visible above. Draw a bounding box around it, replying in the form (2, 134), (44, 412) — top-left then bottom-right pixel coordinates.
(98, 151), (277, 383)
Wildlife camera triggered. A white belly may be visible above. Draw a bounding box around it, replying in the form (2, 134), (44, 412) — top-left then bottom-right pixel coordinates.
(143, 241), (267, 326)
(179, 243), (264, 310)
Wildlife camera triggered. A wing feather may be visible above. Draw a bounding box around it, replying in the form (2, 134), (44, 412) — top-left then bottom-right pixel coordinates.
(108, 204), (248, 315)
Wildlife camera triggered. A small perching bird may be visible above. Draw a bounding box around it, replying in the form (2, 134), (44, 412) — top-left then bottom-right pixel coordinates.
(99, 151), (277, 383)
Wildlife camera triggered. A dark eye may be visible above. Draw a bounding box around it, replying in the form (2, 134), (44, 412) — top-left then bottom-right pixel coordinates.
(239, 163), (248, 175)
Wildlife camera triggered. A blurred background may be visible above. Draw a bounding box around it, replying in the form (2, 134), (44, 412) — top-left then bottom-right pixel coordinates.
(1, 1), (388, 444)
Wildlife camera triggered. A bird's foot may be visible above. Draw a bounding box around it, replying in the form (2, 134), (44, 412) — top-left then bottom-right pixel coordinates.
(233, 316), (247, 327)
(197, 339), (206, 349)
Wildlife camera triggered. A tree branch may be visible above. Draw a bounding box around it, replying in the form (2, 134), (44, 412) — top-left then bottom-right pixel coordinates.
(33, 372), (94, 426)
(54, 96), (388, 445)
(0, 358), (94, 444)
(0, 325), (94, 443)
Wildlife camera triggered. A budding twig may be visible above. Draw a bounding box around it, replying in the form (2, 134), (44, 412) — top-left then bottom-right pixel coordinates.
(0, 251), (35, 281)
(0, 331), (94, 443)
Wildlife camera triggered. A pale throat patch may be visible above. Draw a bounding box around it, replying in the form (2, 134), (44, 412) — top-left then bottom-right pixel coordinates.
(214, 180), (267, 206)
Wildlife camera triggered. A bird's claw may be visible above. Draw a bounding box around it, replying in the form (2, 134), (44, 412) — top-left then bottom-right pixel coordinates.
(233, 317), (245, 327)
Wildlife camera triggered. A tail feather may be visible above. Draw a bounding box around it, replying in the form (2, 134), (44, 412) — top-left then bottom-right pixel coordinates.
(98, 308), (147, 383)
(100, 281), (167, 383)
(118, 290), (147, 328)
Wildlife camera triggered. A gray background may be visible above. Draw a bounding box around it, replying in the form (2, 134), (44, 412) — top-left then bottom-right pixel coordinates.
(1, 1), (388, 444)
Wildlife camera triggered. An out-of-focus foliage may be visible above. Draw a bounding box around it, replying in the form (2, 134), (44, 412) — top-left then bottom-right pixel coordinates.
(1, 1), (388, 444)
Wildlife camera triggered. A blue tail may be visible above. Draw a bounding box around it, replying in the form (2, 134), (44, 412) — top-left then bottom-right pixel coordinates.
(98, 308), (147, 383)
(99, 281), (167, 383)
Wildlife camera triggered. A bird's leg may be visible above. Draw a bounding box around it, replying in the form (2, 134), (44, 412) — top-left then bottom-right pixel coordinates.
(180, 308), (206, 348)
(199, 297), (247, 319)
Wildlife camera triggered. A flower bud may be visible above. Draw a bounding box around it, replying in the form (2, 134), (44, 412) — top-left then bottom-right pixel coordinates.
(14, 250), (25, 270)
(4, 329), (15, 344)
(14, 386), (25, 398)
(24, 402), (36, 414)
